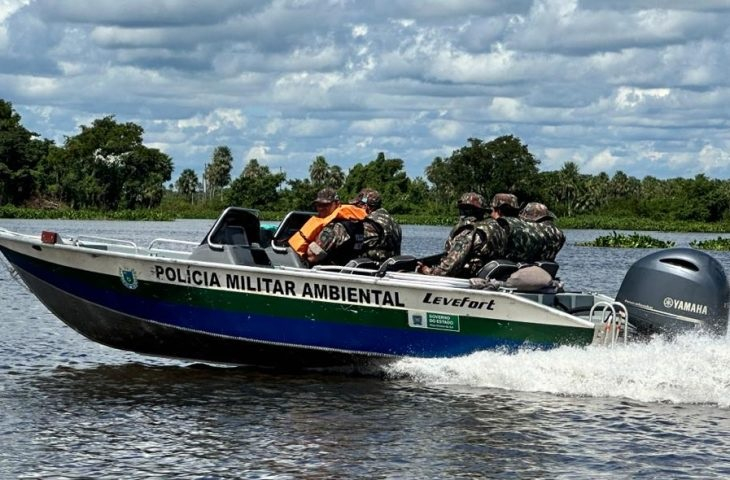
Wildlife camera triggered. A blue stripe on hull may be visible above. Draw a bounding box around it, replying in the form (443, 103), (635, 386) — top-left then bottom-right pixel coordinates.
(4, 247), (544, 357)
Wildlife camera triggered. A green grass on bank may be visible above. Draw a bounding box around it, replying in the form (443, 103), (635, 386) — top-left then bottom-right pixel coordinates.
(3, 205), (730, 234)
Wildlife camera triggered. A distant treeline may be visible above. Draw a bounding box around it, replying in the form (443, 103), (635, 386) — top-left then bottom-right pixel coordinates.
(3, 98), (730, 229)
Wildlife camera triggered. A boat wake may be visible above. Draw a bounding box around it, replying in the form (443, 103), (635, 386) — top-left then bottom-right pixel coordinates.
(383, 332), (730, 407)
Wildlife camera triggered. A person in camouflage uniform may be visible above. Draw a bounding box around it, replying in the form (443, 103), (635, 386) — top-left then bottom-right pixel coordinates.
(490, 193), (545, 264)
(350, 188), (402, 262)
(306, 187), (367, 266)
(417, 192), (506, 278)
(519, 202), (565, 261)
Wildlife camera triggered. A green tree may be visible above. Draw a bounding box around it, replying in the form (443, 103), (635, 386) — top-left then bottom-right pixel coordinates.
(425, 135), (540, 206)
(342, 152), (410, 212)
(227, 159), (286, 209)
(575, 171), (610, 213)
(205, 146), (233, 200)
(176, 168), (199, 203)
(308, 155), (344, 189)
(279, 178), (318, 211)
(0, 99), (49, 205)
(556, 161), (582, 217)
(40, 116), (171, 209)
(120, 147), (173, 208)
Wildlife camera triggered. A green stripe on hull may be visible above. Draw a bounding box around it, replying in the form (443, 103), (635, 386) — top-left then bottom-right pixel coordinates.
(32, 252), (595, 348)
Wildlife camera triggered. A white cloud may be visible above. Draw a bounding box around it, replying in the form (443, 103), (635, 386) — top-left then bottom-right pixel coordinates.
(428, 119), (463, 141)
(244, 144), (269, 164)
(615, 87), (671, 109)
(349, 118), (399, 135)
(1, 0), (729, 182)
(698, 144), (730, 173)
(176, 109), (247, 134)
(585, 149), (619, 173)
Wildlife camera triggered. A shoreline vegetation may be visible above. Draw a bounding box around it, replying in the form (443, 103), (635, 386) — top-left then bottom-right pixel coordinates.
(4, 204), (730, 251)
(5, 99), (730, 241)
(3, 203), (730, 233)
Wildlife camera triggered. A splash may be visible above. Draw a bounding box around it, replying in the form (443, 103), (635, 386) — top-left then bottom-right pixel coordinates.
(383, 332), (730, 407)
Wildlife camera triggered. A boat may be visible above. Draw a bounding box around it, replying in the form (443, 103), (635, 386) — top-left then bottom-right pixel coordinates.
(0, 207), (728, 369)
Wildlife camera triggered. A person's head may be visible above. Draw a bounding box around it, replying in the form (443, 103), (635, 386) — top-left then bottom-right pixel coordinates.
(489, 193), (520, 218)
(350, 188), (382, 213)
(519, 202), (556, 222)
(312, 187), (340, 217)
(457, 192), (487, 220)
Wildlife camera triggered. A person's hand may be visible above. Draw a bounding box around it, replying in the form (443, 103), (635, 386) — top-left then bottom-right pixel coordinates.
(416, 262), (432, 274)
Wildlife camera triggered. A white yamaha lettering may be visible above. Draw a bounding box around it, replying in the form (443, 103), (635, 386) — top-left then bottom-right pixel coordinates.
(664, 296), (708, 315)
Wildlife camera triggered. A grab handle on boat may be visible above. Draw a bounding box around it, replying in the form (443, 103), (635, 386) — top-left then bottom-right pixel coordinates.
(148, 238), (199, 251)
(590, 301), (629, 346)
(73, 235), (139, 253)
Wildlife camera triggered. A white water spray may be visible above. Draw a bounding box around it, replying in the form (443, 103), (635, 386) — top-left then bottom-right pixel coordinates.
(384, 332), (730, 407)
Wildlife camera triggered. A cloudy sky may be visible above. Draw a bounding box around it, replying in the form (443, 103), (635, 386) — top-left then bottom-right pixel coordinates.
(1, 0), (729, 183)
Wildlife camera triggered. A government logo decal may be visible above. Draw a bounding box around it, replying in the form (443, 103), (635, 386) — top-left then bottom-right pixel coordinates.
(120, 267), (139, 289)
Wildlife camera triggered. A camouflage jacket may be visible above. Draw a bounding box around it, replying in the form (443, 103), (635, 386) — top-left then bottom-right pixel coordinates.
(497, 217), (565, 263)
(432, 217), (506, 278)
(361, 208), (402, 262)
(311, 220), (365, 265)
(530, 220), (565, 261)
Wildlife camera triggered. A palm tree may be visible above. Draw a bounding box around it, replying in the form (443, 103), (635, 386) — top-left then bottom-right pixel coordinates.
(558, 161), (582, 217)
(309, 156), (329, 186)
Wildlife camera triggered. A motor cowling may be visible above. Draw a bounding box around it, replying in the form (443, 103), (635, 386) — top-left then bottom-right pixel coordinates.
(616, 248), (729, 336)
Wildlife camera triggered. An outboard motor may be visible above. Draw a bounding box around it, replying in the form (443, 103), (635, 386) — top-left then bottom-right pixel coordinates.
(616, 248), (729, 336)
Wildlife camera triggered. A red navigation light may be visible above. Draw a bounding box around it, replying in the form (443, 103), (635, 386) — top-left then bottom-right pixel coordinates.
(41, 231), (59, 244)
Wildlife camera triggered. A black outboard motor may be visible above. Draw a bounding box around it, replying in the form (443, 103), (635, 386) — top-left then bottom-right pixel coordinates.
(616, 248), (730, 336)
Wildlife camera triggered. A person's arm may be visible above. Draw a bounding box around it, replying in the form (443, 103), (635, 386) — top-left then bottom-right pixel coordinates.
(421, 228), (475, 276)
(306, 223), (347, 264)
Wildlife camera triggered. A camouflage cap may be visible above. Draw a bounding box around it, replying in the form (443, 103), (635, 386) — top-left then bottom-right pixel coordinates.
(490, 193), (519, 209)
(457, 192), (486, 210)
(313, 187), (340, 204)
(350, 188), (382, 209)
(519, 202), (556, 222)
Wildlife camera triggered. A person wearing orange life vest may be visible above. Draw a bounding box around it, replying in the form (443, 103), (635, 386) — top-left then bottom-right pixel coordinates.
(288, 187), (368, 266)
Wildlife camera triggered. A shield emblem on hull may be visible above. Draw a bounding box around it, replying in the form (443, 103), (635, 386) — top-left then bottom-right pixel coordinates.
(120, 267), (139, 289)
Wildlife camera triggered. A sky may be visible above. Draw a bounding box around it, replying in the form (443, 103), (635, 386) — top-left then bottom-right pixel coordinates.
(1, 0), (730, 184)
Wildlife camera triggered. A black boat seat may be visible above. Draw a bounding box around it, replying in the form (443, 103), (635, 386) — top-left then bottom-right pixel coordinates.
(221, 226), (248, 245)
(191, 208), (274, 267)
(377, 255), (418, 277)
(344, 258), (380, 271)
(477, 259), (520, 281)
(478, 259), (560, 281)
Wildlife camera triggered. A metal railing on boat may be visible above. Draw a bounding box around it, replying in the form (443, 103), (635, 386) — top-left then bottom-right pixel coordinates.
(73, 235), (139, 252)
(147, 238), (199, 256)
(590, 301), (629, 346)
(310, 264), (474, 289)
(69, 235), (198, 257)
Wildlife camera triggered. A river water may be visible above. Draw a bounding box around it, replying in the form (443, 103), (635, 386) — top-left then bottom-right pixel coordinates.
(1, 219), (730, 479)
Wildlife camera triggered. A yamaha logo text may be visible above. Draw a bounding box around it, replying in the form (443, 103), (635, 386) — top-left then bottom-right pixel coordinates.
(663, 296), (708, 315)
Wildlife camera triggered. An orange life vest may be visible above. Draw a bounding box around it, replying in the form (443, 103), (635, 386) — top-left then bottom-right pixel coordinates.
(288, 205), (367, 256)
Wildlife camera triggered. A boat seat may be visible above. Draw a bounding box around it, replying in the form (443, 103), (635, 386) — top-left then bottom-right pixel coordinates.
(477, 259), (520, 281)
(189, 244), (273, 267)
(271, 210), (316, 249)
(264, 245), (309, 268)
(478, 259), (560, 281)
(222, 226), (248, 245)
(344, 257), (380, 271)
(377, 255), (418, 277)
(534, 260), (559, 278)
